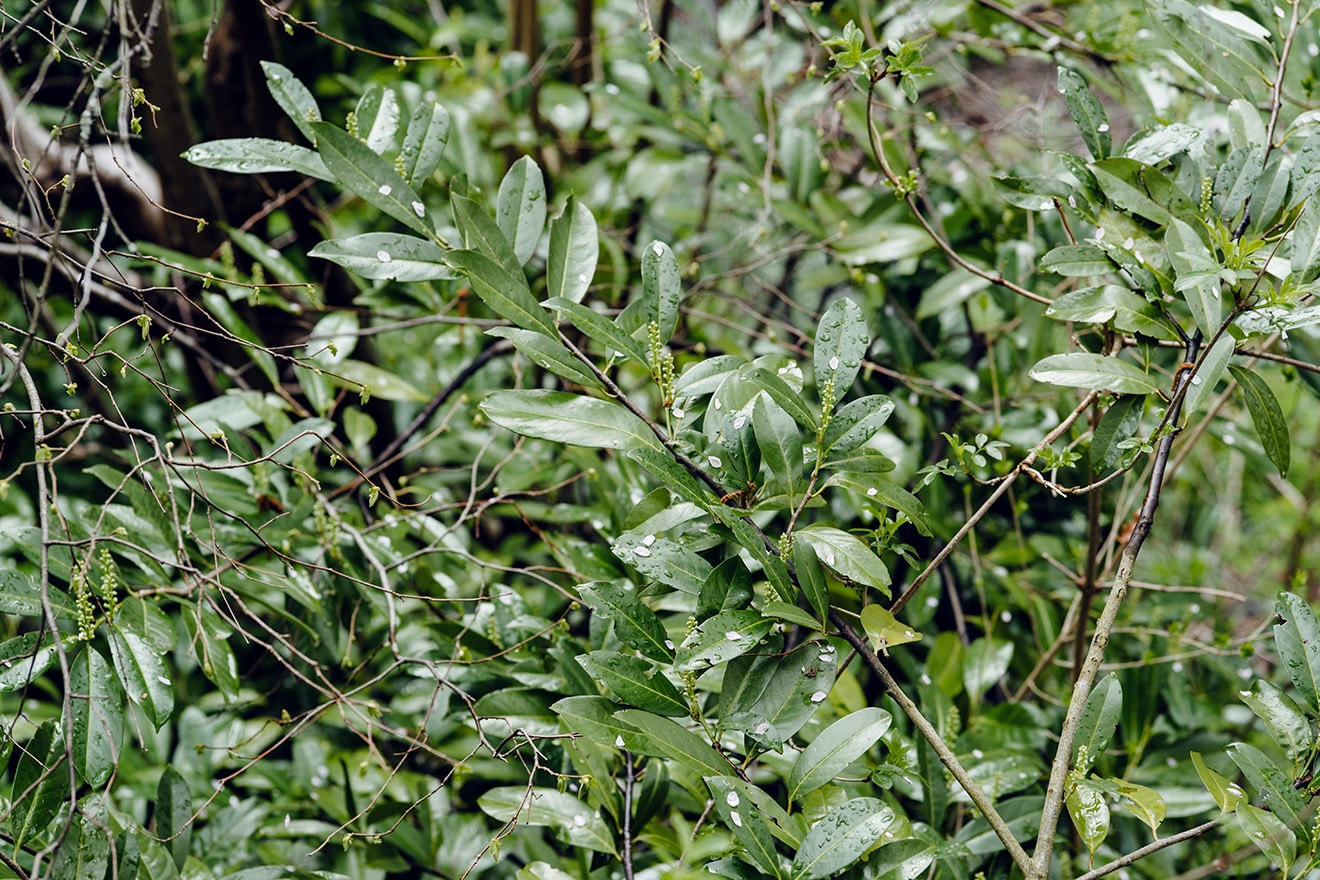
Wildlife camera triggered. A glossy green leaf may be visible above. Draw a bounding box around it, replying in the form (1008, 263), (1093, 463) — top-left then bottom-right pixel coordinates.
(706, 775), (802, 848)
(1090, 395), (1143, 470)
(486, 327), (601, 389)
(1273, 592), (1320, 715)
(482, 390), (660, 450)
(1123, 123), (1203, 164)
(497, 156), (548, 265)
(551, 696), (651, 751)
(792, 538), (829, 624)
(1236, 801), (1295, 874)
(791, 797), (895, 880)
(1040, 244), (1113, 277)
(825, 475), (930, 536)
(674, 610), (773, 672)
(308, 233), (452, 281)
(1229, 366), (1289, 476)
(614, 533), (714, 594)
(1247, 153), (1290, 235)
(182, 139), (331, 181)
(641, 240), (681, 343)
(398, 102), (449, 186)
(1090, 158), (1175, 225)
(333, 359), (430, 403)
(1072, 673), (1122, 770)
(1113, 780), (1166, 837)
(0, 631), (59, 692)
(753, 395), (804, 506)
(1183, 335), (1235, 416)
(1240, 680), (1315, 771)
(10, 721), (70, 849)
(860, 605), (922, 652)
(992, 174), (1073, 211)
(820, 394), (894, 455)
(1045, 285), (1178, 339)
(1191, 751), (1245, 812)
(156, 766), (192, 869)
(1057, 67), (1110, 160)
(1165, 218), (1222, 339)
(478, 787), (617, 854)
(866, 838), (935, 880)
(70, 646), (122, 788)
(746, 368), (820, 434)
(950, 750), (1042, 802)
(787, 706), (891, 803)
(814, 298), (868, 401)
(1148, 0), (1268, 103)
(446, 249), (559, 337)
(1290, 193), (1320, 285)
(721, 640), (838, 748)
(705, 777), (784, 879)
(1226, 741), (1305, 829)
(311, 122), (432, 236)
(615, 709), (732, 778)
(797, 525), (890, 595)
(543, 296), (650, 364)
(963, 638), (1013, 702)
(260, 61), (321, 143)
(578, 651), (687, 716)
(190, 604), (240, 700)
(1066, 779), (1109, 858)
(547, 197), (598, 304)
(108, 630), (174, 730)
(451, 192), (521, 276)
(355, 84), (400, 153)
(50, 810), (111, 880)
(1029, 353), (1161, 396)
(761, 600), (821, 630)
(1213, 146), (1263, 224)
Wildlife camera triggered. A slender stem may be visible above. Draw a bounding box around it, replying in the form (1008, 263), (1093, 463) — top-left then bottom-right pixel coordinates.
(1263, 1), (1302, 161)
(832, 611), (1033, 872)
(622, 751), (635, 880)
(1075, 820), (1218, 880)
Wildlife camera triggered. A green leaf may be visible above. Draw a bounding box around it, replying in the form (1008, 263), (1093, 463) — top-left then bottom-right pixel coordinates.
(1045, 285), (1179, 339)
(792, 539), (829, 625)
(797, 525), (890, 594)
(547, 197), (598, 305)
(674, 610), (774, 672)
(615, 709), (733, 778)
(478, 787), (618, 855)
(821, 395), (894, 455)
(156, 766), (192, 869)
(1090, 158), (1177, 226)
(866, 839), (935, 880)
(10, 720), (70, 849)
(70, 645), (122, 788)
(1228, 366), (1289, 476)
(551, 695), (652, 751)
(445, 249), (559, 337)
(1072, 673), (1121, 769)
(486, 327), (601, 389)
(333, 359), (430, 403)
(641, 240), (682, 343)
(1240, 680), (1315, 772)
(860, 605), (922, 652)
(1236, 801), (1295, 874)
(108, 630), (174, 730)
(1272, 592), (1320, 715)
(825, 476), (931, 536)
(1248, 153), (1290, 235)
(1113, 780), (1166, 837)
(721, 640), (838, 749)
(482, 390), (661, 450)
(1029, 353), (1161, 396)
(705, 777), (784, 879)
(578, 582), (673, 663)
(1184, 335), (1236, 416)
(814, 298), (869, 401)
(1090, 395), (1143, 471)
(0, 631), (59, 692)
(497, 156), (548, 265)
(355, 84), (400, 154)
(746, 367), (820, 434)
(1147, 0), (1269, 103)
(543, 296), (650, 365)
(1191, 751), (1244, 812)
(1289, 192), (1320, 285)
(182, 139), (332, 181)
(1214, 146), (1263, 224)
(963, 638), (1013, 702)
(50, 810), (111, 880)
(398, 102), (449, 186)
(1057, 67), (1110, 160)
(992, 175), (1073, 211)
(787, 706), (891, 803)
(1040, 244), (1113, 277)
(189, 604), (240, 700)
(311, 122), (433, 236)
(1066, 779), (1109, 858)
(1123, 123), (1204, 165)
(260, 61), (321, 143)
(451, 192), (522, 278)
(308, 232), (452, 282)
(753, 395), (805, 507)
(578, 651), (687, 716)
(1226, 741), (1305, 829)
(791, 797), (895, 880)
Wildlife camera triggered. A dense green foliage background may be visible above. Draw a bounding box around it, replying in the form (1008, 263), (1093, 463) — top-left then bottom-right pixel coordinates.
(2, 1), (1320, 878)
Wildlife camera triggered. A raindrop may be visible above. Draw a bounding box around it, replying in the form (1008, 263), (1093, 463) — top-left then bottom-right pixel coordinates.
(633, 546), (651, 557)
(810, 691), (827, 703)
(652, 242), (664, 256)
(829, 356), (840, 370)
(643, 534), (657, 546)
(411, 200), (426, 217)
(708, 455), (722, 468)
(730, 811), (743, 827)
(377, 251), (392, 262)
(578, 273), (589, 284)
(726, 631), (743, 641)
(866, 487), (877, 497)
(726, 792), (740, 807)
(378, 184), (393, 196)
(573, 815), (586, 827)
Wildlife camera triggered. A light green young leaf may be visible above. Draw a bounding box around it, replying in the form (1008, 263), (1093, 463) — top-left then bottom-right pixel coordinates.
(182, 138), (332, 181)
(312, 122), (432, 236)
(333, 360), (430, 403)
(477, 787), (618, 855)
(260, 61), (320, 143)
(1057, 67), (1110, 160)
(481, 390), (661, 450)
(1273, 592), (1320, 715)
(446, 249), (559, 337)
(753, 395), (805, 507)
(705, 777), (785, 879)
(108, 631), (174, 730)
(1191, 751), (1244, 812)
(797, 524), (890, 594)
(1066, 779), (1109, 858)
(791, 798), (895, 880)
(860, 605), (922, 652)
(497, 156), (548, 265)
(70, 646), (122, 788)
(1072, 673), (1122, 769)
(1029, 353), (1161, 396)
(1113, 781), (1166, 837)
(787, 707), (891, 803)
(1228, 366), (1289, 475)
(642, 240), (682, 343)
(547, 197), (598, 304)
(1236, 801), (1295, 875)
(814, 298), (869, 402)
(398, 102), (449, 186)
(309, 233), (452, 281)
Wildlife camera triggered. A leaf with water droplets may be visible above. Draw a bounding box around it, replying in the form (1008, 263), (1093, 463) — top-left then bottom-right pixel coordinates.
(1066, 779), (1109, 857)
(309, 233), (453, 281)
(1226, 741), (1304, 829)
(497, 156), (548, 266)
(1235, 801), (1295, 875)
(788, 709), (891, 804)
(791, 797), (895, 880)
(312, 122), (432, 236)
(813, 298), (868, 402)
(399, 103), (449, 186)
(1273, 592), (1320, 716)
(641, 240), (681, 342)
(183, 138), (332, 181)
(705, 777), (784, 879)
(673, 610), (773, 672)
(547, 196), (598, 304)
(260, 61), (321, 143)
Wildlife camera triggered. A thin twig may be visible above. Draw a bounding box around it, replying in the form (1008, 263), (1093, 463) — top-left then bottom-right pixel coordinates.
(1075, 820), (1219, 880)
